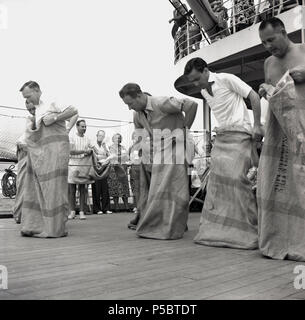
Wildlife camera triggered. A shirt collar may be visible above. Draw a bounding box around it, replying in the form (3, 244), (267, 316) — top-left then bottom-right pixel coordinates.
(208, 72), (216, 82)
(76, 132), (85, 138)
(144, 96), (153, 113)
(201, 72), (216, 97)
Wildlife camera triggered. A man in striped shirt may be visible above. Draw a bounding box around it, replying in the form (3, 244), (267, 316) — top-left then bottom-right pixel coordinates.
(68, 119), (94, 220)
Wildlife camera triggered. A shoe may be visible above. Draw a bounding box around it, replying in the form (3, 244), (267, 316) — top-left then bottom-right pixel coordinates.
(79, 211), (86, 220)
(105, 210), (112, 214)
(68, 211), (76, 220)
(128, 223), (137, 230)
(97, 211), (103, 215)
(128, 214), (140, 230)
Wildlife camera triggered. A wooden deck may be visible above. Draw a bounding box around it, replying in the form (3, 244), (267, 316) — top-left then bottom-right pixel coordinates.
(0, 212), (305, 300)
(0, 197), (14, 218)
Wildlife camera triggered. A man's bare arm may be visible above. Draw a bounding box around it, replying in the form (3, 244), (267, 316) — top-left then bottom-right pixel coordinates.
(66, 112), (79, 133)
(289, 44), (305, 83)
(247, 89), (264, 141)
(70, 146), (92, 156)
(43, 106), (78, 129)
(58, 106), (78, 121)
(248, 90), (261, 126)
(289, 66), (305, 83)
(259, 59), (275, 99)
(70, 149), (86, 155)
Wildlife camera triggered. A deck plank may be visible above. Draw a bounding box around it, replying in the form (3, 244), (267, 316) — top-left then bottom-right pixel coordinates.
(0, 212), (304, 300)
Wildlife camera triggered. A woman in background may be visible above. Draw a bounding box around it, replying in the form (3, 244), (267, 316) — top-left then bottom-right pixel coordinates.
(108, 133), (131, 212)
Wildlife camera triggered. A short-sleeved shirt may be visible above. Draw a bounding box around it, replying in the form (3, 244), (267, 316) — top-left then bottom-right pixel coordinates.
(34, 98), (69, 127)
(200, 72), (252, 132)
(70, 134), (93, 159)
(93, 142), (109, 162)
(133, 95), (196, 135)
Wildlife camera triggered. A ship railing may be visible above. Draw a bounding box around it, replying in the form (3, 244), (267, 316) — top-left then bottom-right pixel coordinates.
(174, 0), (300, 63)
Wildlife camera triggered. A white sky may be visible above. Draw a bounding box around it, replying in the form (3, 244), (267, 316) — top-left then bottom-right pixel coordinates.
(0, 0), (205, 146)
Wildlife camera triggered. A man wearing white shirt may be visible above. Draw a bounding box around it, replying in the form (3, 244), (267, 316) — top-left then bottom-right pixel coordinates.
(182, 57), (264, 249)
(184, 58), (263, 137)
(19, 81), (78, 238)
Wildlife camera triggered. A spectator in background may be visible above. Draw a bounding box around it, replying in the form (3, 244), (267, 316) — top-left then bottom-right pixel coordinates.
(188, 18), (202, 53)
(92, 130), (112, 214)
(176, 25), (188, 59)
(68, 120), (94, 220)
(210, 1), (230, 40)
(108, 133), (131, 212)
(169, 1), (192, 39)
(232, 0), (256, 31)
(169, 0), (193, 61)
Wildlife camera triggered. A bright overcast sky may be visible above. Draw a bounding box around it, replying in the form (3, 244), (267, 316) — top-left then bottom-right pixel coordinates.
(0, 0), (204, 144)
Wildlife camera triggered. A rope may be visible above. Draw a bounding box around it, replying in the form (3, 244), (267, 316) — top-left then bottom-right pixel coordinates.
(86, 123), (131, 128)
(1, 165), (17, 198)
(0, 113), (27, 119)
(0, 113), (132, 128)
(0, 105), (24, 111)
(0, 105), (132, 124)
(80, 115), (132, 124)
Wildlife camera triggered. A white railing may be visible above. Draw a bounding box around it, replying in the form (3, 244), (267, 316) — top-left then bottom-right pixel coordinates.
(174, 0), (299, 63)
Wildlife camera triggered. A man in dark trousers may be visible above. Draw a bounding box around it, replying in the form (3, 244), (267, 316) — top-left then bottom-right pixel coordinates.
(92, 130), (112, 214)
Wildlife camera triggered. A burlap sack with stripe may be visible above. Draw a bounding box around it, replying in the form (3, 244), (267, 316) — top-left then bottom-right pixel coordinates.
(257, 73), (305, 261)
(194, 128), (258, 249)
(21, 120), (70, 238)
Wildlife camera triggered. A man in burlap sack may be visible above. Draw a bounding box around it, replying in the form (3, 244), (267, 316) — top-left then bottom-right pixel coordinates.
(258, 17), (305, 261)
(119, 83), (198, 240)
(182, 57), (264, 249)
(19, 81), (78, 238)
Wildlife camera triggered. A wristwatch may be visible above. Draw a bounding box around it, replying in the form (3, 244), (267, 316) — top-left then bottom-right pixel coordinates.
(53, 115), (58, 122)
